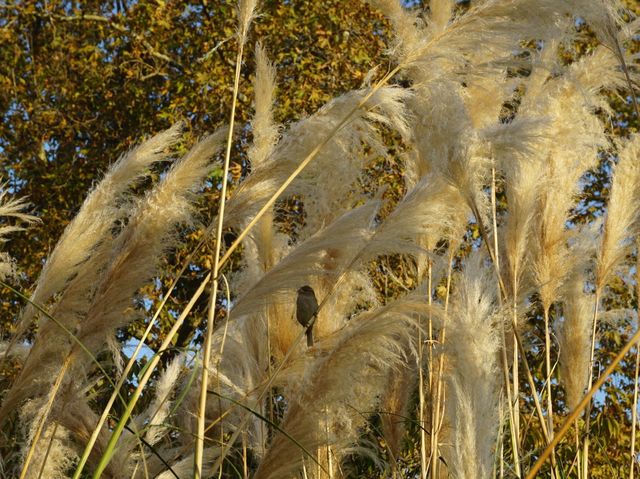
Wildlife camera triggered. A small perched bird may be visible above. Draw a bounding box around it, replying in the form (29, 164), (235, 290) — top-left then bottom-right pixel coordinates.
(296, 285), (318, 347)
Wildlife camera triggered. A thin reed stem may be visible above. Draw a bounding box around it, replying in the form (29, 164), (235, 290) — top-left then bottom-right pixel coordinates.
(500, 312), (519, 477)
(36, 422), (59, 479)
(512, 294), (520, 453)
(630, 344), (639, 479)
(418, 322), (427, 478)
(515, 325), (551, 444)
(422, 260), (431, 479)
(243, 432), (249, 479)
(575, 424), (582, 479)
(491, 164), (521, 476)
(631, 240), (640, 479)
(326, 406), (334, 479)
(543, 306), (558, 478)
(195, 11), (249, 477)
(432, 250), (454, 459)
(582, 292), (601, 479)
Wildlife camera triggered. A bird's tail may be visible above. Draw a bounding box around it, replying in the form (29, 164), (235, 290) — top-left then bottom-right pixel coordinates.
(306, 328), (314, 347)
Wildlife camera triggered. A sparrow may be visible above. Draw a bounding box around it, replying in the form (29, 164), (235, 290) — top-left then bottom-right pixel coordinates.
(296, 285), (318, 347)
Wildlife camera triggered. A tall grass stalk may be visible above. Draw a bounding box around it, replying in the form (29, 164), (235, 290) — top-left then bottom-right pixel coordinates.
(491, 162), (522, 477)
(631, 335), (640, 479)
(196, 0), (256, 475)
(421, 260), (430, 479)
(430, 250), (455, 478)
(582, 296), (601, 478)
